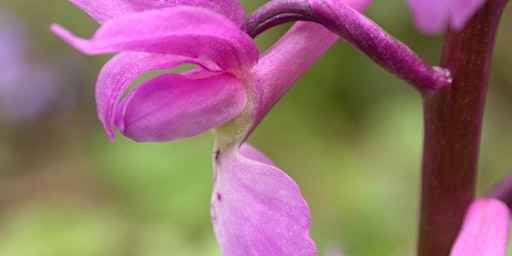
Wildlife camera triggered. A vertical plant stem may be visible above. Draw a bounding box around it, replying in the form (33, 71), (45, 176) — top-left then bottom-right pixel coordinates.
(418, 1), (508, 256)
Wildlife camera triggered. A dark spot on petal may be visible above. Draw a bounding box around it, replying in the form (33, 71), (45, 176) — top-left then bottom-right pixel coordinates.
(214, 150), (221, 164)
(216, 192), (222, 201)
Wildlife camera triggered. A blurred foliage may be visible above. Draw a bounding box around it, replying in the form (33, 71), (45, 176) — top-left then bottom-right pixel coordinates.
(1, 0), (512, 256)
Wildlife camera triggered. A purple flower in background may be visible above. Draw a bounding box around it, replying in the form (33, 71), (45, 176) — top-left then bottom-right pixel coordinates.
(0, 11), (28, 63)
(0, 11), (58, 123)
(52, 0), (371, 254)
(450, 199), (510, 256)
(407, 0), (486, 34)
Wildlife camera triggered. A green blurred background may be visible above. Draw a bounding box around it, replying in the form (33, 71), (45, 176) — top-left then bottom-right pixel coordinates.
(1, 1), (511, 255)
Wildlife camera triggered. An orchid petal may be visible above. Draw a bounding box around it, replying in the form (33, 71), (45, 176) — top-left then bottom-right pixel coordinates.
(96, 52), (220, 140)
(211, 144), (316, 256)
(115, 73), (246, 142)
(450, 199), (510, 256)
(68, 0), (245, 25)
(50, 7), (258, 71)
(449, 0), (486, 30)
(407, 0), (485, 34)
(251, 21), (338, 131)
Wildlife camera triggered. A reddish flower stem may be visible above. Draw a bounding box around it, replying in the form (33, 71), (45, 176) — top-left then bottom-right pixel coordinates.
(418, 1), (508, 255)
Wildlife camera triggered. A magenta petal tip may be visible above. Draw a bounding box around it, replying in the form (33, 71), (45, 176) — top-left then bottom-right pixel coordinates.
(50, 24), (89, 52)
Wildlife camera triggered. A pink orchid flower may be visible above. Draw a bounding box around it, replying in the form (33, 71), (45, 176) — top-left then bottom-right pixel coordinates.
(450, 199), (510, 256)
(407, 0), (486, 34)
(51, 0), (370, 255)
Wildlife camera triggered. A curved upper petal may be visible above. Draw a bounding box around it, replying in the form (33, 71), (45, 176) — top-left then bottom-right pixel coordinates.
(50, 7), (258, 72)
(68, 0), (245, 25)
(96, 52), (221, 140)
(211, 143), (316, 256)
(250, 21), (339, 134)
(450, 199), (510, 256)
(407, 0), (485, 34)
(115, 73), (246, 142)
